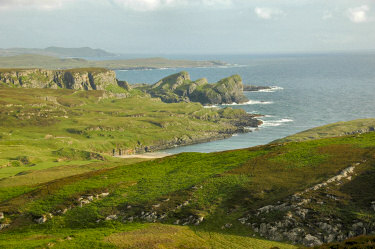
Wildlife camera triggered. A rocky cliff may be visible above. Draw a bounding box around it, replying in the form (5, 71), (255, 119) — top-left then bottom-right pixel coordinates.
(142, 71), (249, 105)
(0, 68), (121, 91)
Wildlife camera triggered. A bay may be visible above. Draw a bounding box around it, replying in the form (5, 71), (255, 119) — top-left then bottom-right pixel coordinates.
(115, 52), (375, 153)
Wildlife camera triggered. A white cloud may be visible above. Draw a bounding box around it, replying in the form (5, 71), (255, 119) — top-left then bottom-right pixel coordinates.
(112, 0), (172, 11)
(322, 11), (333, 20)
(0, 0), (73, 10)
(348, 5), (369, 23)
(111, 0), (232, 11)
(254, 7), (284, 20)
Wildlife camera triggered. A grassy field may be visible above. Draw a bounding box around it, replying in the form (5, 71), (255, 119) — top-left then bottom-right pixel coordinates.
(0, 54), (225, 70)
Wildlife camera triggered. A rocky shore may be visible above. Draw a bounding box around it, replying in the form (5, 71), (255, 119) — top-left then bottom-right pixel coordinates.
(243, 85), (272, 91)
(113, 113), (262, 156)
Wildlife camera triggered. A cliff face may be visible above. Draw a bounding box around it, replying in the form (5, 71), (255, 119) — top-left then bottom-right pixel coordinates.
(0, 68), (119, 90)
(145, 72), (248, 105)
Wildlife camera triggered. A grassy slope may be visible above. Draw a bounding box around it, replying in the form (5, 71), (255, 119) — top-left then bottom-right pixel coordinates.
(1, 128), (374, 248)
(0, 54), (225, 70)
(273, 118), (375, 143)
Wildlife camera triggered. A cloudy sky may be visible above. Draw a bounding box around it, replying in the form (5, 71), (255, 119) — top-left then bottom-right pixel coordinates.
(0, 0), (374, 54)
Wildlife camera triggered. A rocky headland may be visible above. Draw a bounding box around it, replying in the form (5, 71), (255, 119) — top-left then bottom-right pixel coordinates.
(136, 71), (249, 105)
(0, 68), (128, 91)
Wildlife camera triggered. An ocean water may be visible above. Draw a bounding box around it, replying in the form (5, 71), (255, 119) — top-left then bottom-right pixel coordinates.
(115, 53), (375, 153)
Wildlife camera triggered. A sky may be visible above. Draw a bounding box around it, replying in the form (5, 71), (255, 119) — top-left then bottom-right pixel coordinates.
(0, 0), (374, 54)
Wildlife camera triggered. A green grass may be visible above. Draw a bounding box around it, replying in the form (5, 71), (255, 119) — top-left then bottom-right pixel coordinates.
(273, 118), (375, 143)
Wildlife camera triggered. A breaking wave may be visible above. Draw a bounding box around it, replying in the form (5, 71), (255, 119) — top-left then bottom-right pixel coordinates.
(260, 118), (294, 127)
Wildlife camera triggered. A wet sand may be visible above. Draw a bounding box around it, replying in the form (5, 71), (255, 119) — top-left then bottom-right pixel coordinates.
(114, 152), (171, 159)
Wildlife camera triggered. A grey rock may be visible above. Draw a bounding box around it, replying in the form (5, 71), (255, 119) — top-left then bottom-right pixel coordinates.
(324, 234), (336, 243)
(105, 214), (118, 221)
(259, 223), (267, 235)
(303, 234), (322, 247)
(0, 224), (10, 230)
(35, 215), (47, 224)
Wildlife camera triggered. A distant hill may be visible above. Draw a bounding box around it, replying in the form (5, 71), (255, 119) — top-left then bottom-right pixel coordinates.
(0, 54), (227, 70)
(0, 46), (116, 57)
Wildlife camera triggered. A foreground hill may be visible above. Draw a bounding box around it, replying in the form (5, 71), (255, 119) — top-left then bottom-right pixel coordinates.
(136, 71), (249, 105)
(0, 119), (374, 248)
(0, 54), (226, 70)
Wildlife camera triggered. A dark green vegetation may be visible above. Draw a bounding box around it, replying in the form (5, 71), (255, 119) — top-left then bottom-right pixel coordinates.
(136, 71), (249, 105)
(0, 47), (115, 57)
(0, 54), (226, 70)
(1, 117), (375, 248)
(313, 235), (375, 249)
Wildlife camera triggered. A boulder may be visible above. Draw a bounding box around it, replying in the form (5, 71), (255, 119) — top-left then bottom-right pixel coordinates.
(0, 224), (10, 230)
(303, 234), (322, 247)
(35, 215), (47, 224)
(105, 214), (118, 221)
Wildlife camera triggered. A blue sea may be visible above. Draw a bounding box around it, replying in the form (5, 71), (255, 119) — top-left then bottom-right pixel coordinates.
(115, 52), (375, 153)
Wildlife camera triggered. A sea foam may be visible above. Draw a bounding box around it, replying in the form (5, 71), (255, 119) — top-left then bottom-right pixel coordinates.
(260, 118), (294, 127)
(221, 100), (273, 106)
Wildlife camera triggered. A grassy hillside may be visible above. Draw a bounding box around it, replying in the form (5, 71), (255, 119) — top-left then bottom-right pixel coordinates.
(0, 86), (258, 184)
(0, 123), (374, 248)
(0, 54), (226, 70)
(272, 118), (375, 143)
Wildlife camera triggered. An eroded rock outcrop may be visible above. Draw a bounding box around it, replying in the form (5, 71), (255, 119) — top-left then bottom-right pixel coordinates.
(0, 68), (121, 90)
(142, 71), (249, 105)
(238, 161), (375, 247)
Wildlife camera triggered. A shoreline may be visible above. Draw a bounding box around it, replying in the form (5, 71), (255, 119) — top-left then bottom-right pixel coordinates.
(114, 152), (171, 159)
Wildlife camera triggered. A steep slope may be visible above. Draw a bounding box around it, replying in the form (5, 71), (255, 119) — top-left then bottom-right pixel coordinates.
(143, 71), (249, 105)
